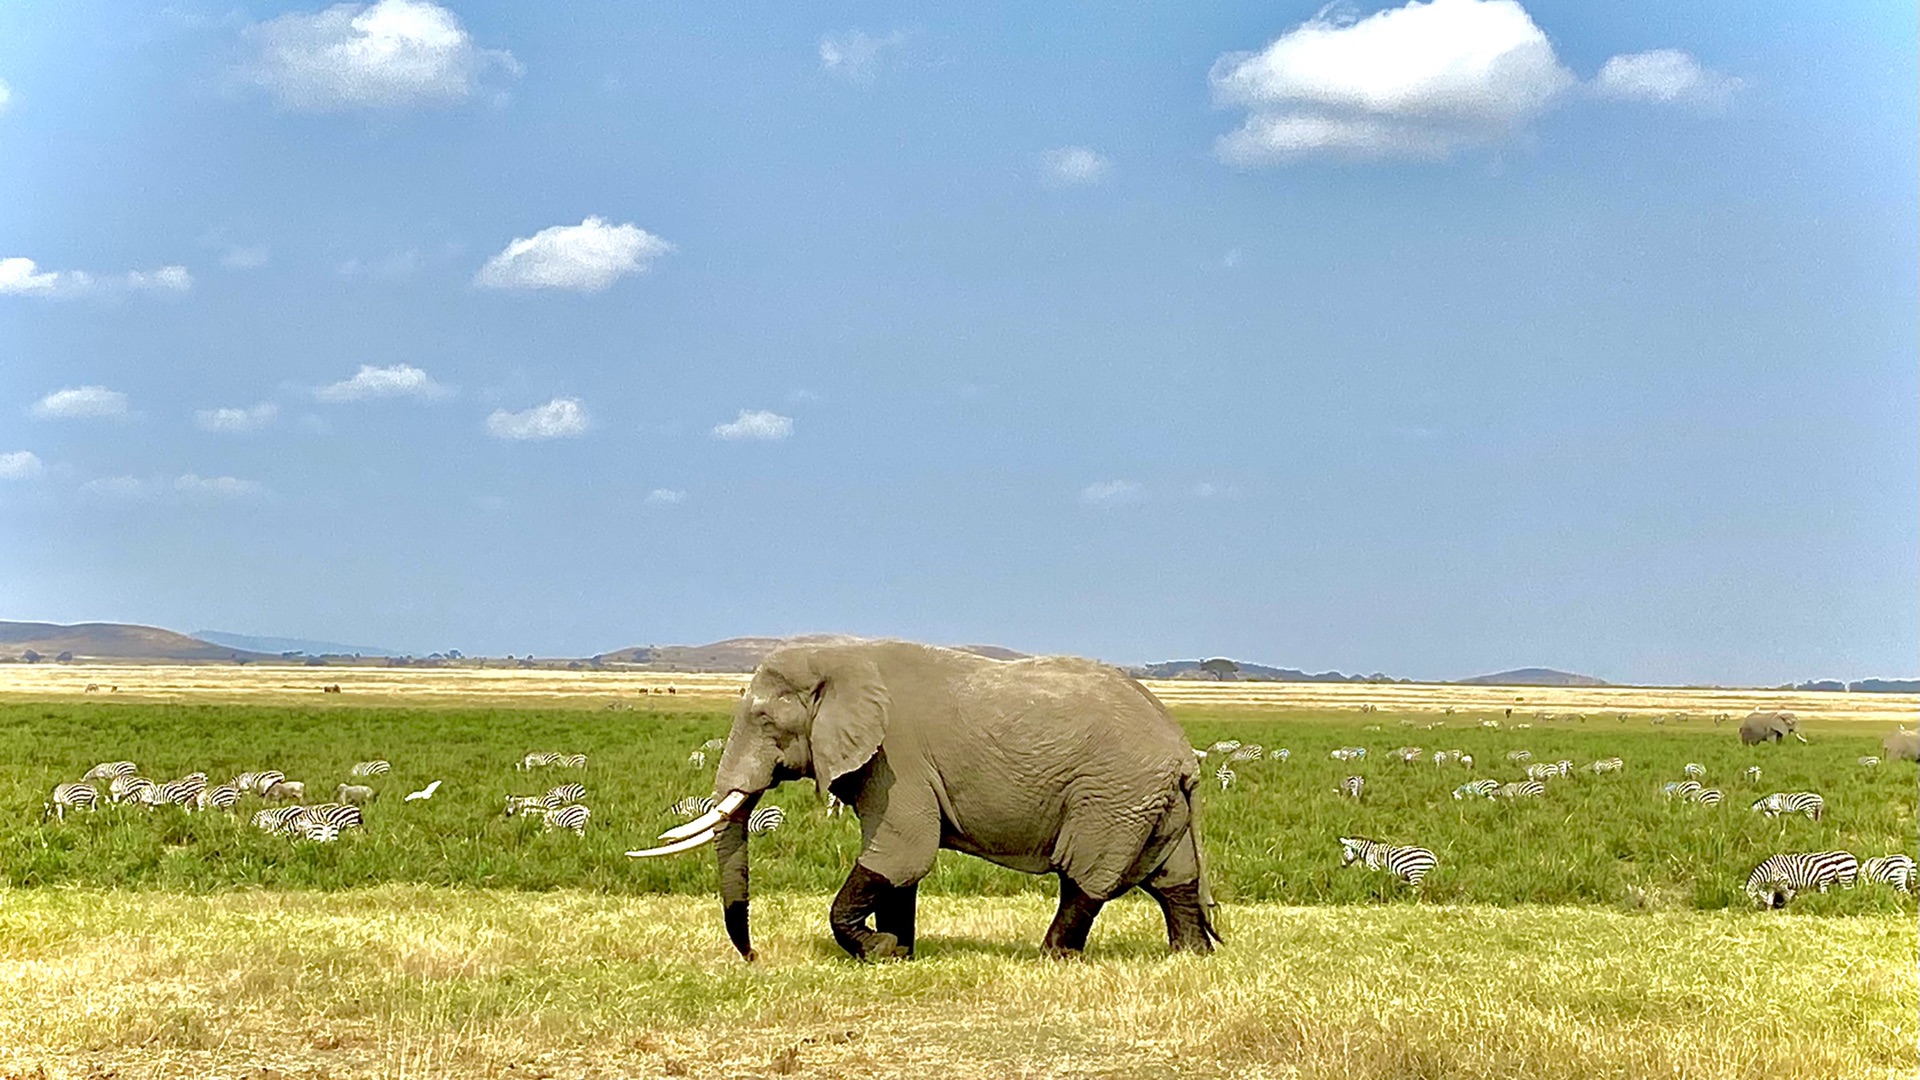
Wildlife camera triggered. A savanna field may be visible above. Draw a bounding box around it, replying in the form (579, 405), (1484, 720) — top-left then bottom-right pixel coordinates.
(1, 685), (1915, 1078)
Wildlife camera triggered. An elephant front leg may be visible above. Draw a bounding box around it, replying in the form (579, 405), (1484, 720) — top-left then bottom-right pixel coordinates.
(1041, 876), (1106, 959)
(872, 881), (919, 958)
(830, 864), (913, 961)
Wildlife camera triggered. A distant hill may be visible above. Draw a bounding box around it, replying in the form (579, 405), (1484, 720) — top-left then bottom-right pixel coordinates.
(1458, 668), (1608, 687)
(0, 621), (268, 662)
(193, 630), (400, 658)
(1779, 677), (1920, 694)
(1134, 659), (1410, 684)
(598, 635), (1028, 672)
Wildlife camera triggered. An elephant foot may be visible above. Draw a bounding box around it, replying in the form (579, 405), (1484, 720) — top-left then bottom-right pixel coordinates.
(1040, 945), (1084, 961)
(861, 932), (910, 962)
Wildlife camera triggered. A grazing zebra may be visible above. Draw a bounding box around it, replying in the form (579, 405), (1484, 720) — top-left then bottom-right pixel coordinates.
(687, 750), (707, 769)
(544, 783), (587, 808)
(251, 770), (287, 796)
(825, 793), (848, 816)
(1459, 754), (1473, 769)
(1505, 750), (1532, 763)
(231, 771), (267, 793)
(1687, 788), (1724, 807)
(700, 738), (727, 754)
(518, 752), (563, 771)
(1452, 779), (1499, 800)
(1339, 775), (1364, 800)
(1480, 720), (1502, 729)
(44, 782), (99, 820)
(350, 760), (391, 777)
(1550, 760), (1574, 777)
(1857, 756), (1881, 768)
(82, 761), (137, 782)
(558, 753), (588, 769)
(1683, 763), (1705, 779)
(1330, 747), (1366, 762)
(541, 804), (590, 835)
(504, 795), (548, 816)
(1663, 780), (1702, 800)
(110, 775), (155, 804)
(153, 773), (208, 810)
(1860, 855), (1916, 893)
(1215, 762), (1236, 790)
(1750, 792), (1824, 822)
(668, 795), (717, 818)
(1743, 766), (1762, 783)
(1498, 780), (1545, 799)
(196, 784), (242, 811)
(303, 802), (364, 833)
(747, 806), (786, 834)
(1391, 747), (1423, 764)
(1585, 757), (1624, 775)
(1229, 743), (1265, 762)
(1746, 852), (1859, 907)
(1338, 837), (1437, 888)
(1272, 748), (1290, 763)
(1524, 762), (1558, 781)
(253, 806), (307, 834)
(1207, 740), (1243, 757)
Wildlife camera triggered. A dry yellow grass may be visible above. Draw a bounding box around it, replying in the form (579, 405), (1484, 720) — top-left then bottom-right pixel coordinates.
(0, 888), (1912, 1080)
(2, 662), (1912, 722)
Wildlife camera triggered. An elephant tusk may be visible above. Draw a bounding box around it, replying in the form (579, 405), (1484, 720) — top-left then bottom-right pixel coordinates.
(658, 790), (750, 842)
(627, 828), (720, 858)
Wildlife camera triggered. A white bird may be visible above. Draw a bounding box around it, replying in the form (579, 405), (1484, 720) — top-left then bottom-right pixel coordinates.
(405, 780), (443, 802)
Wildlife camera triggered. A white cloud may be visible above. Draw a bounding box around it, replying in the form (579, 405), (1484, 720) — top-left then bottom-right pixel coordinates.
(1592, 49), (1741, 110)
(0, 77), (12, 113)
(238, 0), (521, 111)
(1080, 480), (1144, 506)
(315, 363), (450, 403)
(474, 217), (671, 293)
(32, 386), (130, 420)
(486, 397), (589, 440)
(79, 476), (156, 500)
(711, 409), (794, 442)
(220, 246), (271, 270)
(819, 29), (907, 83)
(175, 473), (267, 500)
(195, 402), (279, 433)
(0, 256), (191, 297)
(1210, 0), (1575, 164)
(1040, 146), (1113, 186)
(645, 488), (687, 505)
(0, 450), (43, 480)
(81, 473), (268, 502)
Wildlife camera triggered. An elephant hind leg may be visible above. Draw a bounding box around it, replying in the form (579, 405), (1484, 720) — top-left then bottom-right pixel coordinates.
(1141, 834), (1218, 954)
(830, 864), (912, 962)
(1042, 875), (1106, 959)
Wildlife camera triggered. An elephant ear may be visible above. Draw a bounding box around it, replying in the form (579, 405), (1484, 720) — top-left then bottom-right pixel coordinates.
(770, 646), (889, 798)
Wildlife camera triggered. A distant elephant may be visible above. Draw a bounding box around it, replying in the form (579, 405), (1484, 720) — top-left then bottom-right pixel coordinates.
(630, 641), (1219, 962)
(1739, 710), (1806, 746)
(1883, 727), (1919, 762)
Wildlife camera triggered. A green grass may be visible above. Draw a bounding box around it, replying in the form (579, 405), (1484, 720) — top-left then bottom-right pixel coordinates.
(2, 702), (1913, 911)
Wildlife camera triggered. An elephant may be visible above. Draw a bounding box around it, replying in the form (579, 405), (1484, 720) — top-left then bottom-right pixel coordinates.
(1739, 710), (1806, 746)
(1883, 727), (1919, 762)
(629, 640), (1220, 963)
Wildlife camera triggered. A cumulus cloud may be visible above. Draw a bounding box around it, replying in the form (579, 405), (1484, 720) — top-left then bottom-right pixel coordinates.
(315, 363), (450, 402)
(238, 0), (521, 111)
(1209, 0), (1575, 163)
(485, 397), (589, 440)
(195, 402), (279, 433)
(0, 257), (190, 298)
(819, 29), (907, 83)
(1592, 49), (1741, 110)
(1040, 146), (1113, 186)
(473, 217), (671, 293)
(711, 409), (794, 442)
(0, 450), (43, 480)
(175, 473), (267, 500)
(645, 488), (687, 505)
(32, 386), (130, 420)
(1080, 479), (1144, 506)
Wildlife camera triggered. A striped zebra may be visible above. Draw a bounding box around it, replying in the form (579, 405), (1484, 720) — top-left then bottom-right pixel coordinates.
(1391, 747), (1423, 764)
(1505, 750), (1532, 763)
(668, 795), (716, 817)
(44, 782), (100, 820)
(1452, 779), (1499, 800)
(1860, 855), (1915, 893)
(1686, 788), (1724, 807)
(558, 753), (588, 769)
(544, 783), (587, 808)
(1683, 763), (1705, 779)
(153, 773), (208, 810)
(700, 738), (727, 754)
(1339, 775), (1364, 800)
(1272, 748), (1290, 763)
(1207, 740), (1243, 757)
(303, 802), (364, 833)
(1585, 757), (1624, 775)
(541, 804), (590, 835)
(1663, 781), (1702, 800)
(1746, 852), (1859, 907)
(252, 806), (307, 834)
(687, 750), (708, 769)
(230, 771), (267, 793)
(1750, 792), (1824, 822)
(196, 784), (242, 811)
(82, 761), (137, 781)
(747, 806), (786, 834)
(504, 795), (548, 816)
(1229, 743), (1264, 762)
(1215, 762), (1236, 790)
(1498, 780), (1545, 799)
(1330, 747), (1366, 762)
(250, 770), (287, 796)
(1743, 766), (1762, 782)
(1459, 754), (1473, 769)
(1857, 756), (1881, 768)
(1338, 837), (1437, 888)
(1524, 762), (1558, 781)
(110, 775), (155, 804)
(517, 752), (563, 771)
(825, 793), (848, 816)
(350, 760), (391, 777)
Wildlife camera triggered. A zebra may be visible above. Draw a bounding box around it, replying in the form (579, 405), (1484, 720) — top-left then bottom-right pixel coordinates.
(1339, 775), (1364, 800)
(825, 793), (848, 816)
(1272, 748), (1290, 763)
(1330, 747), (1366, 762)
(1686, 788), (1724, 807)
(1480, 720), (1502, 729)
(1458, 754), (1473, 769)
(1505, 750), (1532, 763)
(1743, 766), (1762, 783)
(1683, 763), (1705, 779)
(558, 753), (588, 768)
(1452, 779), (1499, 800)
(687, 750), (708, 769)
(544, 783), (587, 808)
(1857, 756), (1881, 768)
(1229, 743), (1264, 762)
(1207, 740), (1243, 757)
(1663, 780), (1702, 800)
(504, 795), (548, 817)
(82, 761), (137, 782)
(1215, 762), (1236, 790)
(1750, 792), (1824, 822)
(1585, 757), (1624, 775)
(153, 773), (208, 810)
(541, 804), (591, 835)
(350, 760), (391, 777)
(1550, 760), (1574, 777)
(518, 752), (563, 771)
(747, 806), (786, 834)
(1498, 780), (1545, 799)
(44, 782), (100, 820)
(1860, 855), (1915, 893)
(668, 795), (717, 818)
(1338, 837), (1437, 889)
(1746, 852), (1859, 907)
(1391, 747), (1423, 764)
(1524, 762), (1558, 782)
(251, 770), (287, 796)
(231, 771), (268, 793)
(700, 738), (727, 754)
(110, 775), (155, 804)
(252, 806), (307, 834)
(303, 802), (364, 833)
(196, 784), (242, 811)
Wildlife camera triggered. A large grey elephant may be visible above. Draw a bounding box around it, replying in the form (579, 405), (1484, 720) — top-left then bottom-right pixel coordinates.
(1739, 710), (1806, 745)
(630, 640), (1219, 962)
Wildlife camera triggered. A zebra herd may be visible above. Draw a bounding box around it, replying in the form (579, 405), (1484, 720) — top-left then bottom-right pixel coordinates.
(1746, 852), (1915, 907)
(42, 759), (404, 843)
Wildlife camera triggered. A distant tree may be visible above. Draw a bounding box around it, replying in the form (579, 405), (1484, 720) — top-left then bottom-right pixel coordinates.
(1199, 658), (1239, 681)
(55, 650), (74, 662)
(447, 649), (463, 659)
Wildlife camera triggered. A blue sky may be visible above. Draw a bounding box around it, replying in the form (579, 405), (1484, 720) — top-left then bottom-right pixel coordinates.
(2, 0), (1914, 684)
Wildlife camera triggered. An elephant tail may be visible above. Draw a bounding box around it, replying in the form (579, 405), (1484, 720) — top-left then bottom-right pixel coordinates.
(1182, 774), (1224, 947)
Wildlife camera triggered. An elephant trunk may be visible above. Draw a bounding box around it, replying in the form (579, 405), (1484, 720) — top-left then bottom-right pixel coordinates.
(716, 811), (755, 960)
